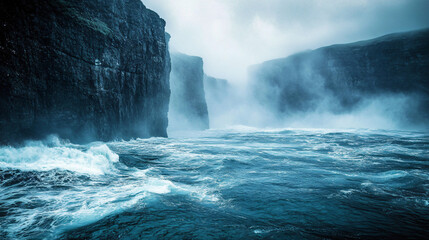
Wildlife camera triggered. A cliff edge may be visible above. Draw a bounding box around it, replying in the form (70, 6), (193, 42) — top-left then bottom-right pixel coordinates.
(169, 53), (209, 131)
(250, 29), (429, 128)
(0, 0), (171, 144)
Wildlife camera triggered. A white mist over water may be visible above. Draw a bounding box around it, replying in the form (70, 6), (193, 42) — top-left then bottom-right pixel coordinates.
(143, 0), (429, 132)
(200, 85), (425, 132)
(0, 1), (428, 239)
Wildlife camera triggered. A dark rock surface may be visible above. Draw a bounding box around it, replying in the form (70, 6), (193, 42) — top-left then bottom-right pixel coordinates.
(169, 53), (209, 131)
(250, 28), (429, 128)
(0, 0), (171, 144)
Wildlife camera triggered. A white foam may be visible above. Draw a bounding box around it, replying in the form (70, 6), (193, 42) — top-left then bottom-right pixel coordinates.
(2, 165), (182, 238)
(0, 135), (228, 239)
(0, 138), (119, 175)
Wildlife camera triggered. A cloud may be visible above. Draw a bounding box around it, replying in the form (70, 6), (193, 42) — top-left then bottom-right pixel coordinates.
(142, 0), (429, 83)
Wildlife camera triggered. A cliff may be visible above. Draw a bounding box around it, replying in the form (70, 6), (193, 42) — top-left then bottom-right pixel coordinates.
(250, 28), (429, 127)
(204, 75), (233, 127)
(0, 0), (171, 144)
(169, 53), (209, 131)
(204, 76), (231, 103)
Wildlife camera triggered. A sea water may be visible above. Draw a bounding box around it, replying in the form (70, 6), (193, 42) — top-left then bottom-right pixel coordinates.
(0, 128), (428, 239)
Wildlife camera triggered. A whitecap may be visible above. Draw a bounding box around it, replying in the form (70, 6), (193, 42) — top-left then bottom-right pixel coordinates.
(0, 137), (119, 175)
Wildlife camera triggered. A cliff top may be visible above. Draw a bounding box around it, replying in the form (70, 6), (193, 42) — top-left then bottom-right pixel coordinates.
(252, 27), (429, 69)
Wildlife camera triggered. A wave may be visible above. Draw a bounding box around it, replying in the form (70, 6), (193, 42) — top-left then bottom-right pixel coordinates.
(0, 136), (119, 175)
(0, 136), (222, 239)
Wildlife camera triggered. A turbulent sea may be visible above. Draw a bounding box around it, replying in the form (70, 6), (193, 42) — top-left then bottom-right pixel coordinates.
(0, 128), (428, 239)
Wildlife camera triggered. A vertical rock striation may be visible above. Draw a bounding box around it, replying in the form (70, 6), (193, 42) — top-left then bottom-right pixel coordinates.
(169, 53), (209, 131)
(0, 0), (171, 144)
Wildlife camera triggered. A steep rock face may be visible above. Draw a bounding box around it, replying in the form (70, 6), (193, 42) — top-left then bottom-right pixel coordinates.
(250, 29), (429, 127)
(204, 75), (232, 127)
(204, 76), (231, 103)
(169, 53), (209, 131)
(0, 0), (171, 144)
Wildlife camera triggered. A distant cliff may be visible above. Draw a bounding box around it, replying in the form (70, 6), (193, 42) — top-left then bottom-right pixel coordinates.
(250, 29), (429, 127)
(204, 75), (233, 127)
(204, 76), (231, 103)
(169, 53), (209, 131)
(0, 0), (171, 144)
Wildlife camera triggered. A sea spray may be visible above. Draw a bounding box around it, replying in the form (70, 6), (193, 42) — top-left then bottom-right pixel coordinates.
(0, 137), (119, 175)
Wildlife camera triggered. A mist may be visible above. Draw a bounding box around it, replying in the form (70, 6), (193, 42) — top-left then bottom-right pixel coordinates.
(143, 0), (429, 131)
(144, 0), (429, 83)
(2, 1), (429, 238)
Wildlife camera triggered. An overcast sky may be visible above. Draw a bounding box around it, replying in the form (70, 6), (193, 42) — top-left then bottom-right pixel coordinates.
(143, 0), (429, 83)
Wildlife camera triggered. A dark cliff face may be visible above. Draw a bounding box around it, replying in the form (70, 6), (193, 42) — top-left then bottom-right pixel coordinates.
(250, 29), (429, 128)
(0, 0), (171, 144)
(169, 53), (209, 131)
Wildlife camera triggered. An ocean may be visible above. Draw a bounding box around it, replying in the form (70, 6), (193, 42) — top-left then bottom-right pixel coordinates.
(1, 127), (428, 239)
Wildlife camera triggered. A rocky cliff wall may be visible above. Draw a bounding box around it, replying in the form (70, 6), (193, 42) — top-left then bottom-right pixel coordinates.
(204, 75), (233, 128)
(169, 53), (209, 131)
(250, 29), (429, 128)
(0, 0), (171, 144)
(204, 76), (230, 103)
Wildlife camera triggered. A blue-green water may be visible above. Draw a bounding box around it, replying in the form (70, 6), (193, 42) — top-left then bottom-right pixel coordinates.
(1, 128), (428, 239)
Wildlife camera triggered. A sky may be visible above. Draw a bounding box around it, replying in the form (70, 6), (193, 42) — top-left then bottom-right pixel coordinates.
(143, 0), (429, 83)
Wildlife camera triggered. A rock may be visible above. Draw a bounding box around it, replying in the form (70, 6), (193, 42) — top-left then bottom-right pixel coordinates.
(204, 75), (233, 127)
(204, 75), (231, 103)
(0, 0), (171, 144)
(250, 28), (429, 127)
(169, 53), (209, 131)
